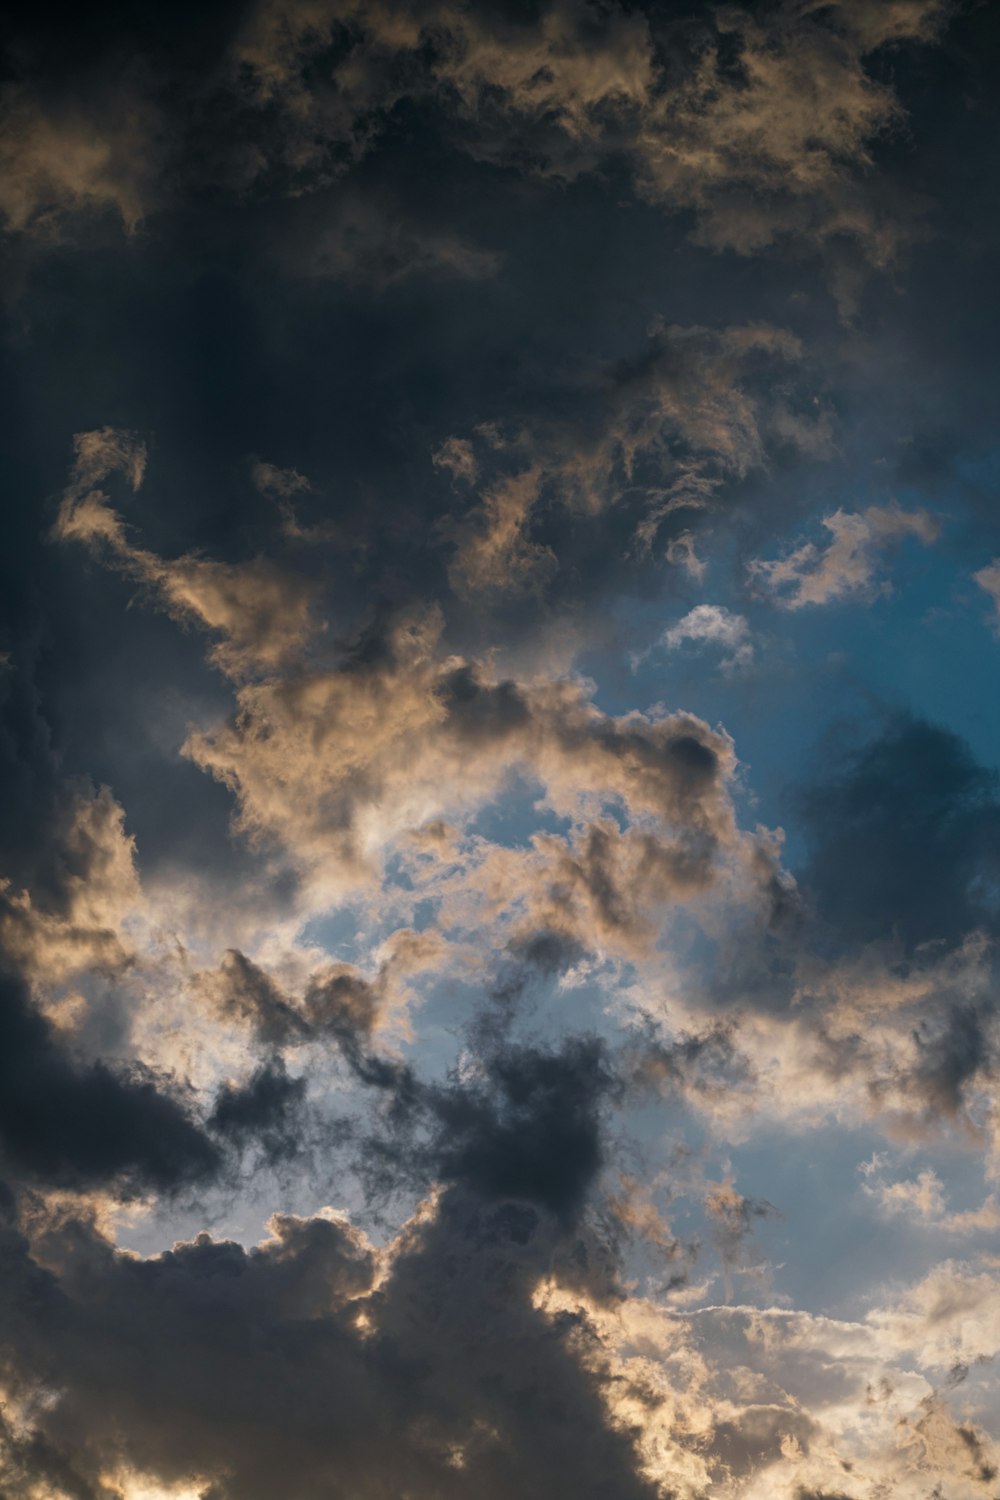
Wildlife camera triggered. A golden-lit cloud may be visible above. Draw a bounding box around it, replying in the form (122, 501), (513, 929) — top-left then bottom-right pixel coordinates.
(0, 82), (160, 239)
(748, 501), (940, 608)
(228, 0), (950, 268)
(55, 429), (320, 675)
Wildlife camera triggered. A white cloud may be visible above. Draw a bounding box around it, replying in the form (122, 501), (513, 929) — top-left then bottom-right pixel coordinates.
(862, 1168), (1000, 1235)
(661, 605), (754, 674)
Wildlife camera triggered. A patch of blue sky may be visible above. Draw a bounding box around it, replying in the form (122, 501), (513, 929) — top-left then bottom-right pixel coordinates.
(580, 510), (998, 873)
(465, 766), (575, 846)
(725, 1126), (998, 1318)
(299, 903), (366, 962)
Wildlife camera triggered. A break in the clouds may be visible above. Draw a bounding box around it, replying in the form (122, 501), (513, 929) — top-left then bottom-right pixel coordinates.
(1, 0), (999, 1497)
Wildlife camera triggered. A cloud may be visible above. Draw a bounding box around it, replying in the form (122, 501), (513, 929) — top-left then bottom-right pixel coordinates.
(224, 0), (950, 269)
(863, 1166), (949, 1219)
(0, 0), (954, 333)
(0, 79), (161, 239)
(529, 1253), (997, 1500)
(629, 923), (1000, 1165)
(448, 465), (557, 596)
(55, 430), (320, 676)
(0, 782), (321, 1197)
(796, 714), (1000, 949)
(660, 605), (754, 674)
(0, 965), (221, 1193)
(1, 8), (998, 1500)
(861, 1167), (1000, 1234)
(432, 437), (478, 486)
(179, 601), (787, 949)
(867, 1259), (1000, 1371)
(973, 559), (1000, 632)
(279, 195), (503, 287)
(703, 1173), (781, 1297)
(0, 1022), (666, 1500)
(250, 460), (312, 499)
(903, 1397), (999, 1490)
(208, 1057), (308, 1167)
(424, 1033), (617, 1226)
(664, 530), (707, 584)
(0, 783), (142, 986)
(194, 926), (445, 1050)
(444, 321), (830, 589)
(748, 502), (940, 609)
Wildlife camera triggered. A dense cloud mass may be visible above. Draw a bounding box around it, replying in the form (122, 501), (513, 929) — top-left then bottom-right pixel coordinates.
(1, 0), (999, 1496)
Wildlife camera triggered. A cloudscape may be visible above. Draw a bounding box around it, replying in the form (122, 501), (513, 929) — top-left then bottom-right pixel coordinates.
(2, 1), (1000, 1496)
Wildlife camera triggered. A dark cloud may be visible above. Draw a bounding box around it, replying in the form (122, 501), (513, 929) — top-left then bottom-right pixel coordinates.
(208, 1057), (307, 1165)
(0, 966), (220, 1193)
(630, 1016), (755, 1104)
(798, 714), (1000, 950)
(910, 1001), (993, 1120)
(955, 1423), (998, 1485)
(0, 1408), (99, 1500)
(305, 967), (382, 1043)
(200, 947), (311, 1046)
(0, 1034), (654, 1500)
(198, 946), (409, 1056)
(431, 1035), (614, 1225)
(330, 1011), (620, 1233)
(0, 646), (61, 893)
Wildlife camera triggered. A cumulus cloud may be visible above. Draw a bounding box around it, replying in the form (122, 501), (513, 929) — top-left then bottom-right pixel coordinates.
(0, 780), (321, 1199)
(178, 600), (788, 951)
(532, 1253), (997, 1500)
(194, 925), (446, 1051)
(868, 1259), (1000, 1371)
(0, 783), (142, 986)
(628, 918), (1000, 1172)
(0, 1023), (664, 1500)
(0, 0), (953, 322)
(747, 502), (940, 609)
(37, 400), (998, 1500)
(5, 990), (991, 1500)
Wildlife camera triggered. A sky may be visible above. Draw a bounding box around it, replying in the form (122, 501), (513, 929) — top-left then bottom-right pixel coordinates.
(1, 1), (1000, 1497)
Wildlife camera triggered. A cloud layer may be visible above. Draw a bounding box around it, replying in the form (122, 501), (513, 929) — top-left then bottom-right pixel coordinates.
(1, 1), (999, 1496)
